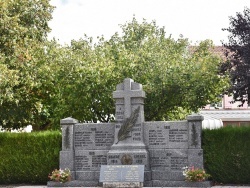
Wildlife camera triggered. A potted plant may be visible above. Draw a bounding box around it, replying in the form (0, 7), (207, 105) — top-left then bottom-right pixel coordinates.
(48, 168), (71, 183)
(182, 166), (210, 182)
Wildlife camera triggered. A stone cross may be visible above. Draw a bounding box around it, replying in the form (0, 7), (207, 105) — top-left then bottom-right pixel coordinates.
(113, 78), (145, 119)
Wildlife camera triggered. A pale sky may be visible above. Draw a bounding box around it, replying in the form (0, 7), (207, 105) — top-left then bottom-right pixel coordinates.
(48, 0), (250, 45)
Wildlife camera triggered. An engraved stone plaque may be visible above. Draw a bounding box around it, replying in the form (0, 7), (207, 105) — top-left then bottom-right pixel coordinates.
(75, 150), (109, 171)
(99, 165), (144, 182)
(74, 123), (114, 150)
(144, 121), (188, 149)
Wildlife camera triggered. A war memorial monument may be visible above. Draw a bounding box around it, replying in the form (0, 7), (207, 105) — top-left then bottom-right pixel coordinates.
(48, 78), (211, 187)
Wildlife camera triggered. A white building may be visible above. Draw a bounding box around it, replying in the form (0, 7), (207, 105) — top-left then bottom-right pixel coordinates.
(200, 95), (250, 129)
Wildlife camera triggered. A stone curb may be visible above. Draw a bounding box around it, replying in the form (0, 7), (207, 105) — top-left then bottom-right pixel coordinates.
(2, 186), (250, 188)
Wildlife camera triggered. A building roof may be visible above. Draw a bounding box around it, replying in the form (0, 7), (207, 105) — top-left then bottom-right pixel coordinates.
(189, 46), (228, 59)
(212, 46), (227, 58)
(200, 110), (250, 121)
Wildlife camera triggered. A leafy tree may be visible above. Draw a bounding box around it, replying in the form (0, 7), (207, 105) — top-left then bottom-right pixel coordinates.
(0, 0), (53, 56)
(0, 14), (230, 130)
(221, 7), (250, 105)
(60, 18), (230, 122)
(0, 0), (54, 130)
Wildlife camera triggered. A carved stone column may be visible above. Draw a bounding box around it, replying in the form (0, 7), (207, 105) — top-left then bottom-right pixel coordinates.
(187, 114), (204, 169)
(60, 117), (78, 179)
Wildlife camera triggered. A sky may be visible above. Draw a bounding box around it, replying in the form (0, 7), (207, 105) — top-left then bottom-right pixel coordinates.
(48, 0), (250, 46)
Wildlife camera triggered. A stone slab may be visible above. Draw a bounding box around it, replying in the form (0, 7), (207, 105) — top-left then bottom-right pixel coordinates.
(151, 171), (184, 181)
(74, 123), (115, 150)
(75, 150), (109, 171)
(103, 182), (143, 188)
(188, 149), (204, 168)
(144, 121), (188, 149)
(47, 180), (101, 187)
(60, 151), (74, 171)
(99, 165), (144, 182)
(48, 180), (211, 187)
(75, 171), (100, 181)
(149, 149), (188, 172)
(151, 180), (212, 187)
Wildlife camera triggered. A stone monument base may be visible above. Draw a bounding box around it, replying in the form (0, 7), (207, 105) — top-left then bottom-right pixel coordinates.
(47, 180), (211, 187)
(152, 180), (212, 187)
(103, 182), (143, 188)
(47, 180), (101, 187)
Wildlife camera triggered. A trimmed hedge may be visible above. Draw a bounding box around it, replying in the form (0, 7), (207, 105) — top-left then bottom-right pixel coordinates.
(203, 126), (250, 184)
(0, 131), (61, 184)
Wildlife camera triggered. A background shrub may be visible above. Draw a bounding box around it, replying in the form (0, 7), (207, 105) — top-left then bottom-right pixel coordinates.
(0, 131), (61, 184)
(203, 126), (250, 184)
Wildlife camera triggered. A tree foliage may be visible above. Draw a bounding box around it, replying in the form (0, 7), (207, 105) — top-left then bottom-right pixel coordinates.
(56, 18), (229, 123)
(0, 11), (230, 129)
(221, 7), (250, 105)
(0, 0), (54, 130)
(0, 0), (53, 56)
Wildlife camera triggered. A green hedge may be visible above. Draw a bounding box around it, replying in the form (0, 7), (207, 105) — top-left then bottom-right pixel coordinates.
(203, 126), (250, 184)
(0, 131), (61, 184)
